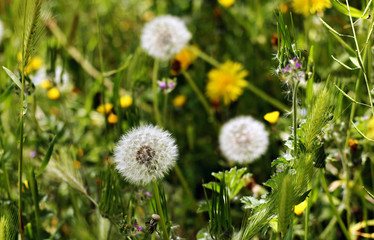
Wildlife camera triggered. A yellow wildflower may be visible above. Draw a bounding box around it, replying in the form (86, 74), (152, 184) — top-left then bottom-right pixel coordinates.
(23, 180), (29, 189)
(279, 3), (288, 13)
(292, 0), (331, 16)
(108, 113), (118, 124)
(30, 57), (43, 70)
(218, 0), (235, 8)
(47, 87), (60, 100)
(294, 200), (308, 215)
(206, 60), (248, 105)
(73, 160), (81, 169)
(97, 103), (113, 114)
(120, 96), (133, 108)
(40, 80), (52, 89)
(367, 117), (374, 139)
(171, 46), (198, 75)
(264, 111), (280, 124)
(78, 148), (84, 157)
(173, 95), (187, 107)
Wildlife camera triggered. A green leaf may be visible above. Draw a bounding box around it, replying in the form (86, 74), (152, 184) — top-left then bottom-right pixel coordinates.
(331, 55), (360, 70)
(351, 121), (374, 141)
(295, 189), (312, 205)
(2, 66), (22, 89)
(36, 135), (57, 177)
(331, 0), (367, 18)
(363, 186), (374, 200)
(0, 84), (14, 103)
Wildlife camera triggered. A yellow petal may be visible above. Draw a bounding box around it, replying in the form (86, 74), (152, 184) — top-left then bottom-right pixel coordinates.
(264, 111), (280, 124)
(218, 0), (235, 7)
(97, 103), (113, 114)
(294, 200), (308, 215)
(173, 95), (187, 107)
(30, 57), (43, 70)
(40, 80), (52, 89)
(47, 87), (60, 100)
(120, 96), (133, 108)
(108, 113), (118, 124)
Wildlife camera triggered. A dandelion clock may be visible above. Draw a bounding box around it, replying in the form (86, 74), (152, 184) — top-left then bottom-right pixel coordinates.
(219, 116), (269, 164)
(114, 125), (178, 185)
(140, 15), (191, 61)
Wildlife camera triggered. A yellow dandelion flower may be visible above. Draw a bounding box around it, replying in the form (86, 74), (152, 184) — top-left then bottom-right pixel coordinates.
(367, 117), (374, 139)
(40, 80), (52, 89)
(108, 113), (118, 124)
(206, 60), (248, 105)
(279, 3), (289, 13)
(294, 200), (308, 215)
(97, 103), (113, 114)
(47, 87), (60, 100)
(23, 180), (29, 189)
(264, 111), (280, 124)
(73, 160), (81, 169)
(173, 95), (187, 107)
(30, 57), (43, 70)
(120, 96), (133, 108)
(218, 0), (235, 8)
(171, 46), (198, 75)
(292, 0), (331, 16)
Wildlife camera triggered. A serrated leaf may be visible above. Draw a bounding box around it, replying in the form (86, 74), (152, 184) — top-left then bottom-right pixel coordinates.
(2, 66), (22, 89)
(37, 135), (57, 177)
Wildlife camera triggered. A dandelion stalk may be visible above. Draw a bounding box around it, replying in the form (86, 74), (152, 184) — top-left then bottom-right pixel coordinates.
(293, 81), (300, 158)
(320, 171), (351, 240)
(182, 70), (217, 128)
(174, 165), (198, 209)
(152, 181), (169, 240)
(152, 59), (162, 126)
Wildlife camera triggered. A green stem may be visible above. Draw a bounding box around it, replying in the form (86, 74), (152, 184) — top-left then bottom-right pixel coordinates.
(246, 82), (289, 112)
(293, 81), (299, 158)
(182, 70), (217, 128)
(29, 167), (41, 238)
(152, 181), (169, 240)
(191, 47), (221, 68)
(152, 59), (162, 126)
(320, 171), (351, 240)
(163, 91), (168, 126)
(174, 165), (198, 209)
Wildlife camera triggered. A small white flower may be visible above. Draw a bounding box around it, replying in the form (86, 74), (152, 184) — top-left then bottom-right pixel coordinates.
(114, 125), (178, 185)
(219, 116), (269, 164)
(141, 15), (191, 60)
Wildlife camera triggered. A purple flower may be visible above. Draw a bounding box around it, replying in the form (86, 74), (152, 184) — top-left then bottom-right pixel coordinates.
(145, 191), (152, 197)
(30, 151), (37, 158)
(295, 62), (302, 69)
(134, 222), (143, 231)
(157, 81), (166, 89)
(167, 82), (176, 89)
(362, 116), (370, 120)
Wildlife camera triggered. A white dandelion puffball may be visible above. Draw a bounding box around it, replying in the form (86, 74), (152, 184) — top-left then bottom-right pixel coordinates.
(114, 125), (178, 185)
(219, 116), (269, 164)
(140, 15), (191, 60)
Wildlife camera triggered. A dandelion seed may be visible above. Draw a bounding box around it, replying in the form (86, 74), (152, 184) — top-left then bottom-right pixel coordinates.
(206, 60), (248, 105)
(219, 116), (269, 164)
(141, 15), (192, 61)
(114, 125), (178, 185)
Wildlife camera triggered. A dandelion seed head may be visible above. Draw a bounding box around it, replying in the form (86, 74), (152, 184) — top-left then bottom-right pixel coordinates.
(114, 125), (178, 185)
(141, 15), (191, 61)
(219, 116), (269, 164)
